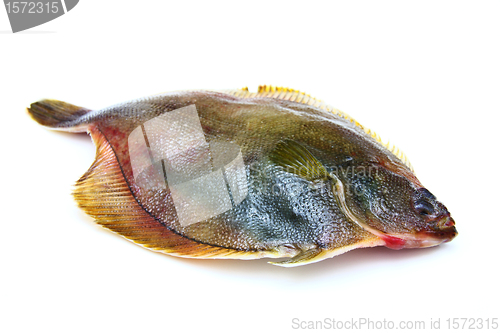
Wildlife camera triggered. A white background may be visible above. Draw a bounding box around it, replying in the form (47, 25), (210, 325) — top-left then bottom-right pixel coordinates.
(1, 1), (499, 332)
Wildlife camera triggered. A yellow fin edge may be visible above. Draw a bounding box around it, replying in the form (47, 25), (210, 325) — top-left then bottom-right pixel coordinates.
(223, 85), (414, 172)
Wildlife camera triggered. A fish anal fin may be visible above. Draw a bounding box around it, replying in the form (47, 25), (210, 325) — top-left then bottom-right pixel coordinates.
(73, 127), (258, 259)
(269, 139), (328, 181)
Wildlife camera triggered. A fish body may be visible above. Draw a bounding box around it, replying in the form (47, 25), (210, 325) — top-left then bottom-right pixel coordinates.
(28, 86), (457, 266)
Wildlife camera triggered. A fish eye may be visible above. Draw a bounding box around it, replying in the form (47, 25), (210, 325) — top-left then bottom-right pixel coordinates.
(413, 188), (437, 216)
(414, 198), (435, 216)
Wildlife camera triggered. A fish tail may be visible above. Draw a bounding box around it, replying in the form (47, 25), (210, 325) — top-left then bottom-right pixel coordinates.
(27, 99), (92, 132)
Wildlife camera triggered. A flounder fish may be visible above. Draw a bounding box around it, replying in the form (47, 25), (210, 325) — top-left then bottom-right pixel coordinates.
(28, 86), (457, 267)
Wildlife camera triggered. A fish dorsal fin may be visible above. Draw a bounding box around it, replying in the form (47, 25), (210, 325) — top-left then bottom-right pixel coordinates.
(223, 86), (414, 172)
(224, 85), (337, 111)
(269, 140), (329, 181)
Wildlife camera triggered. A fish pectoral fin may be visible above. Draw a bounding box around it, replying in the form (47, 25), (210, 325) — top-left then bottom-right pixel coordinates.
(268, 248), (326, 267)
(269, 139), (328, 181)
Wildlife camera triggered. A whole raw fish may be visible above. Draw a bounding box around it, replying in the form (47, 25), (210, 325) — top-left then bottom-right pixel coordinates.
(28, 86), (457, 266)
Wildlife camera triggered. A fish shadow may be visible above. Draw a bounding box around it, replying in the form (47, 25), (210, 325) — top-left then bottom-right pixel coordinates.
(154, 244), (443, 281)
(52, 131), (92, 143)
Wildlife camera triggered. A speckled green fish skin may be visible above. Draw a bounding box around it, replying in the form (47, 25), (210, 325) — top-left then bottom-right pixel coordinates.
(27, 86), (457, 266)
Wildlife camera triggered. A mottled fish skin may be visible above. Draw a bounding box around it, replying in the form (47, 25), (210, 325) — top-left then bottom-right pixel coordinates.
(27, 87), (457, 266)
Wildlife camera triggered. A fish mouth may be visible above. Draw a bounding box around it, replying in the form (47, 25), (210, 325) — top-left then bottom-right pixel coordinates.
(379, 216), (458, 250)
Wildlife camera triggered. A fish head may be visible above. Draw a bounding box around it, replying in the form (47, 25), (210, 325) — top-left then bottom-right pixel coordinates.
(341, 163), (457, 250)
